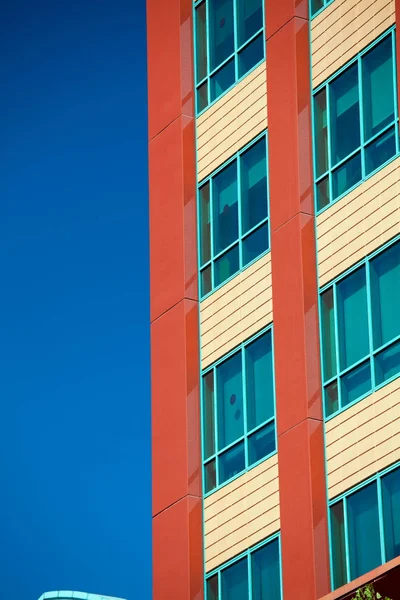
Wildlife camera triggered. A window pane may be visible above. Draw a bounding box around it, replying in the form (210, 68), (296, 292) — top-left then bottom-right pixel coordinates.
(243, 223), (268, 267)
(240, 137), (268, 234)
(203, 371), (215, 459)
(207, 574), (219, 600)
(330, 64), (360, 164)
(362, 35), (395, 141)
(314, 88), (328, 177)
(341, 360), (371, 407)
(200, 182), (211, 265)
(214, 244), (239, 287)
(316, 176), (330, 211)
(217, 352), (243, 449)
(210, 58), (235, 101)
(332, 152), (362, 200)
(238, 33), (264, 78)
(221, 557), (249, 600)
(347, 482), (381, 580)
(365, 126), (396, 176)
(219, 441), (245, 484)
(251, 539), (281, 600)
(375, 340), (400, 386)
(246, 331), (274, 429)
(237, 0), (263, 46)
(195, 2), (208, 83)
(324, 380), (339, 417)
(248, 422), (275, 465)
(330, 501), (347, 589)
(311, 0), (324, 15)
(197, 81), (209, 112)
(213, 162), (238, 255)
(205, 459), (216, 493)
(209, 0), (234, 71)
(321, 288), (337, 381)
(370, 242), (400, 348)
(382, 467), (400, 562)
(337, 267), (369, 370)
(201, 266), (212, 296)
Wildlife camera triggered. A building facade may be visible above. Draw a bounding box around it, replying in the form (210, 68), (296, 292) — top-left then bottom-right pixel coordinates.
(148, 0), (400, 599)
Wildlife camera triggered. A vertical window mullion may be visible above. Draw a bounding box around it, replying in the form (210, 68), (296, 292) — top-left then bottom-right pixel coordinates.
(343, 496), (351, 585)
(326, 82), (333, 206)
(247, 552), (252, 600)
(332, 283), (342, 410)
(377, 475), (387, 565)
(241, 346), (249, 468)
(365, 257), (376, 389)
(358, 54), (366, 178)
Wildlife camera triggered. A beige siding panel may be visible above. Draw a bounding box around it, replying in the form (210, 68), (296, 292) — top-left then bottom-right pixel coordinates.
(200, 253), (272, 369)
(311, 0), (395, 88)
(204, 455), (280, 572)
(197, 62), (267, 181)
(317, 157), (400, 286)
(326, 378), (400, 499)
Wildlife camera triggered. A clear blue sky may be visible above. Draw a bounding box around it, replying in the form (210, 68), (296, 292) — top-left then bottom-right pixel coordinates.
(0, 1), (150, 599)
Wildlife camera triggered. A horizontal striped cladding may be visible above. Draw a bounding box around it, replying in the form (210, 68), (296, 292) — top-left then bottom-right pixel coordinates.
(311, 0), (395, 89)
(200, 252), (272, 369)
(204, 455), (279, 572)
(326, 377), (400, 500)
(197, 62), (267, 182)
(317, 157), (400, 287)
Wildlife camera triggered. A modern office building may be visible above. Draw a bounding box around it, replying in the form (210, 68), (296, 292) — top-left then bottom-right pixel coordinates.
(148, 0), (400, 599)
(38, 591), (126, 600)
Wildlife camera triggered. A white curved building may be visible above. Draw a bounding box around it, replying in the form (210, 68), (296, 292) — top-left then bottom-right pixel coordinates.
(38, 592), (126, 600)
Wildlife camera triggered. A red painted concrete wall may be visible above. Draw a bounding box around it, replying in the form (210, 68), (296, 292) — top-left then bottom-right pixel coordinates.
(265, 2), (331, 598)
(147, 0), (203, 598)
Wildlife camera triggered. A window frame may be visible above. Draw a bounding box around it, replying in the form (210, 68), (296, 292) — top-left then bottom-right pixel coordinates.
(318, 236), (400, 421)
(197, 131), (270, 300)
(205, 532), (282, 600)
(312, 28), (399, 215)
(193, 0), (266, 115)
(328, 462), (400, 590)
(310, 0), (335, 19)
(201, 324), (277, 497)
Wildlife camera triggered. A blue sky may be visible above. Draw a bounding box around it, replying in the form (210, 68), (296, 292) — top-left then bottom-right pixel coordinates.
(0, 1), (150, 599)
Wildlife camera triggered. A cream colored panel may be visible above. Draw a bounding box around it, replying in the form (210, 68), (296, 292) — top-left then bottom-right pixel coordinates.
(200, 252), (272, 369)
(317, 157), (400, 287)
(311, 0), (395, 88)
(204, 455), (279, 572)
(197, 62), (267, 181)
(326, 378), (400, 499)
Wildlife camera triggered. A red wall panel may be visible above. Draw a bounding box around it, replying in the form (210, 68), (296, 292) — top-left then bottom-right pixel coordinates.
(266, 2), (330, 598)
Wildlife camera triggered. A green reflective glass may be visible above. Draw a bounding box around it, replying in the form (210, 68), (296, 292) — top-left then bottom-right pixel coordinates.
(314, 88), (328, 177)
(221, 557), (249, 600)
(200, 182), (211, 265)
(219, 441), (245, 484)
(217, 352), (243, 450)
(341, 360), (371, 407)
(245, 331), (274, 429)
(210, 58), (236, 101)
(330, 63), (360, 165)
(205, 459), (217, 493)
(240, 137), (268, 234)
(332, 151), (362, 200)
(197, 81), (209, 113)
(337, 266), (369, 370)
(324, 380), (339, 417)
(242, 223), (268, 266)
(382, 467), (400, 562)
(311, 0), (324, 15)
(237, 0), (263, 46)
(248, 422), (275, 465)
(321, 288), (337, 381)
(365, 126), (396, 175)
(362, 35), (395, 141)
(316, 176), (330, 210)
(207, 574), (219, 600)
(213, 162), (238, 255)
(214, 244), (239, 287)
(195, 2), (208, 83)
(201, 265), (212, 296)
(202, 370), (215, 459)
(347, 482), (381, 580)
(375, 340), (400, 386)
(330, 501), (347, 589)
(251, 538), (281, 600)
(370, 241), (400, 349)
(210, 0), (234, 71)
(238, 33), (264, 78)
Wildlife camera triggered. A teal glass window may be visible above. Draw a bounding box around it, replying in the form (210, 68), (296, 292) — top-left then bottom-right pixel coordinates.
(198, 134), (269, 297)
(310, 0), (334, 17)
(202, 327), (275, 493)
(320, 239), (400, 418)
(194, 0), (265, 113)
(329, 465), (400, 590)
(313, 30), (399, 211)
(206, 536), (281, 600)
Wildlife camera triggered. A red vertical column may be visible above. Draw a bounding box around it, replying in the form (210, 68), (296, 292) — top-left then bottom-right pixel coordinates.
(265, 2), (331, 599)
(147, 0), (203, 598)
